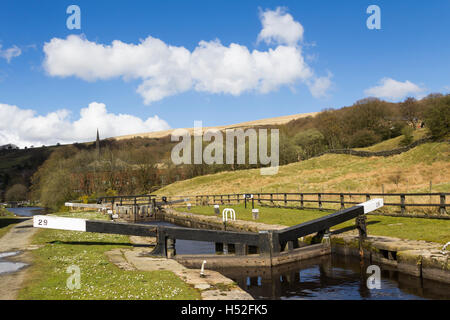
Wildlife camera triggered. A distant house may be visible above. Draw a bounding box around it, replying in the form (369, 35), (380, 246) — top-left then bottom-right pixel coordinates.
(0, 144), (19, 150)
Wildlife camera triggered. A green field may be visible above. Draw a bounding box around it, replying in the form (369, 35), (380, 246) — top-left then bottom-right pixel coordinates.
(18, 211), (200, 300)
(175, 204), (450, 244)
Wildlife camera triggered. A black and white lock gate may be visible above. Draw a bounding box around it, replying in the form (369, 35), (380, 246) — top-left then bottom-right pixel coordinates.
(33, 199), (383, 259)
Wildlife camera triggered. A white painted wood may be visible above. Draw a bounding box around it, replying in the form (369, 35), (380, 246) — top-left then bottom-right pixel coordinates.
(361, 198), (384, 214)
(65, 202), (108, 209)
(33, 215), (86, 232)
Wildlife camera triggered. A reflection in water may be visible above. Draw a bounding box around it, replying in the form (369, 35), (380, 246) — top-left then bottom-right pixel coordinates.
(140, 220), (450, 300)
(214, 255), (450, 300)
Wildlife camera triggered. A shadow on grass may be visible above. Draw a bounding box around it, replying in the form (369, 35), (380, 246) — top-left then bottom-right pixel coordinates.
(0, 218), (29, 228)
(331, 220), (381, 235)
(47, 240), (152, 247)
(16, 224), (33, 229)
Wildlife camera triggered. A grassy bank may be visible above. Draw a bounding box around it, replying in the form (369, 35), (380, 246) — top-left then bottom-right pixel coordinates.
(18, 210), (200, 300)
(0, 217), (24, 239)
(157, 142), (449, 196)
(356, 128), (429, 152)
(0, 207), (23, 239)
(175, 204), (450, 244)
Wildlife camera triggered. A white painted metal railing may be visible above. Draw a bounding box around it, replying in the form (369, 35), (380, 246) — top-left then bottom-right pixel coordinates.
(222, 208), (236, 222)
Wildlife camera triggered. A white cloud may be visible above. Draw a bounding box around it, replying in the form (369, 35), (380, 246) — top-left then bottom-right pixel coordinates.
(0, 45), (21, 63)
(364, 78), (425, 101)
(0, 102), (170, 148)
(257, 7), (304, 46)
(43, 7), (330, 104)
(308, 72), (333, 98)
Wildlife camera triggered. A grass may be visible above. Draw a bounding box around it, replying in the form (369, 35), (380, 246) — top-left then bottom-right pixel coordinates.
(0, 216), (24, 239)
(175, 204), (450, 244)
(156, 142), (450, 197)
(0, 207), (23, 239)
(356, 128), (429, 152)
(18, 210), (201, 300)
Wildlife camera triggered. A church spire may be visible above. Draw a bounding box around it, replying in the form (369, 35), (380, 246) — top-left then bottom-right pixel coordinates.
(96, 129), (100, 157)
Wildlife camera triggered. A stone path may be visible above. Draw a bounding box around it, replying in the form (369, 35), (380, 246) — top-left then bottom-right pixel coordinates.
(105, 239), (253, 300)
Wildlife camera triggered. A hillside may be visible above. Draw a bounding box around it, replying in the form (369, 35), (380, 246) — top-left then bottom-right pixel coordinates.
(0, 147), (56, 200)
(156, 141), (450, 196)
(112, 112), (319, 141)
(355, 128), (429, 152)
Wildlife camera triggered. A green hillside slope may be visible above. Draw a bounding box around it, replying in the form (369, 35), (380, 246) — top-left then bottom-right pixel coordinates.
(156, 142), (450, 196)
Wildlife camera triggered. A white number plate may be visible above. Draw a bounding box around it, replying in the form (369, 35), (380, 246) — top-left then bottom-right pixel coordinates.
(33, 215), (86, 232)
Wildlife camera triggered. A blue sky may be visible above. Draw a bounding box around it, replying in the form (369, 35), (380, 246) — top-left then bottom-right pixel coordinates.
(0, 0), (449, 147)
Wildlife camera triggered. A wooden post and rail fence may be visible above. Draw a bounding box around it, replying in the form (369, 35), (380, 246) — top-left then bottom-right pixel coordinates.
(161, 192), (449, 217)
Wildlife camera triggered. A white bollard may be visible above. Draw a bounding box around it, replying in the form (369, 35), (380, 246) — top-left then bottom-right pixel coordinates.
(214, 204), (220, 215)
(200, 260), (206, 277)
(252, 209), (259, 220)
(187, 203), (191, 210)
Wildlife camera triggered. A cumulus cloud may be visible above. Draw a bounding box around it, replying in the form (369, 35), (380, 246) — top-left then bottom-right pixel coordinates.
(0, 102), (170, 148)
(257, 7), (304, 46)
(308, 72), (333, 98)
(0, 45), (21, 63)
(43, 7), (330, 104)
(364, 78), (425, 101)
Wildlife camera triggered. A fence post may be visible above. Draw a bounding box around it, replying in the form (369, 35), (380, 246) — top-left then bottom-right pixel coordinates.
(221, 195), (224, 205)
(237, 194), (240, 204)
(206, 196), (209, 206)
(400, 194), (406, 214)
(366, 194), (370, 201)
(284, 193), (287, 206)
(270, 193), (273, 204)
(440, 194), (447, 215)
(133, 197), (137, 222)
(318, 193), (322, 210)
(340, 194), (344, 210)
(300, 193), (304, 209)
(258, 193), (261, 204)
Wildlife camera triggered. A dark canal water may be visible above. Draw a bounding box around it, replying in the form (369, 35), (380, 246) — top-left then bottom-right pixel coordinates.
(214, 255), (450, 300)
(142, 220), (450, 300)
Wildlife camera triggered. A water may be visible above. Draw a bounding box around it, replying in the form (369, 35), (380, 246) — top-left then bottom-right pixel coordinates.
(214, 255), (450, 300)
(6, 207), (46, 217)
(140, 221), (216, 254)
(140, 220), (450, 300)
(0, 251), (28, 275)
